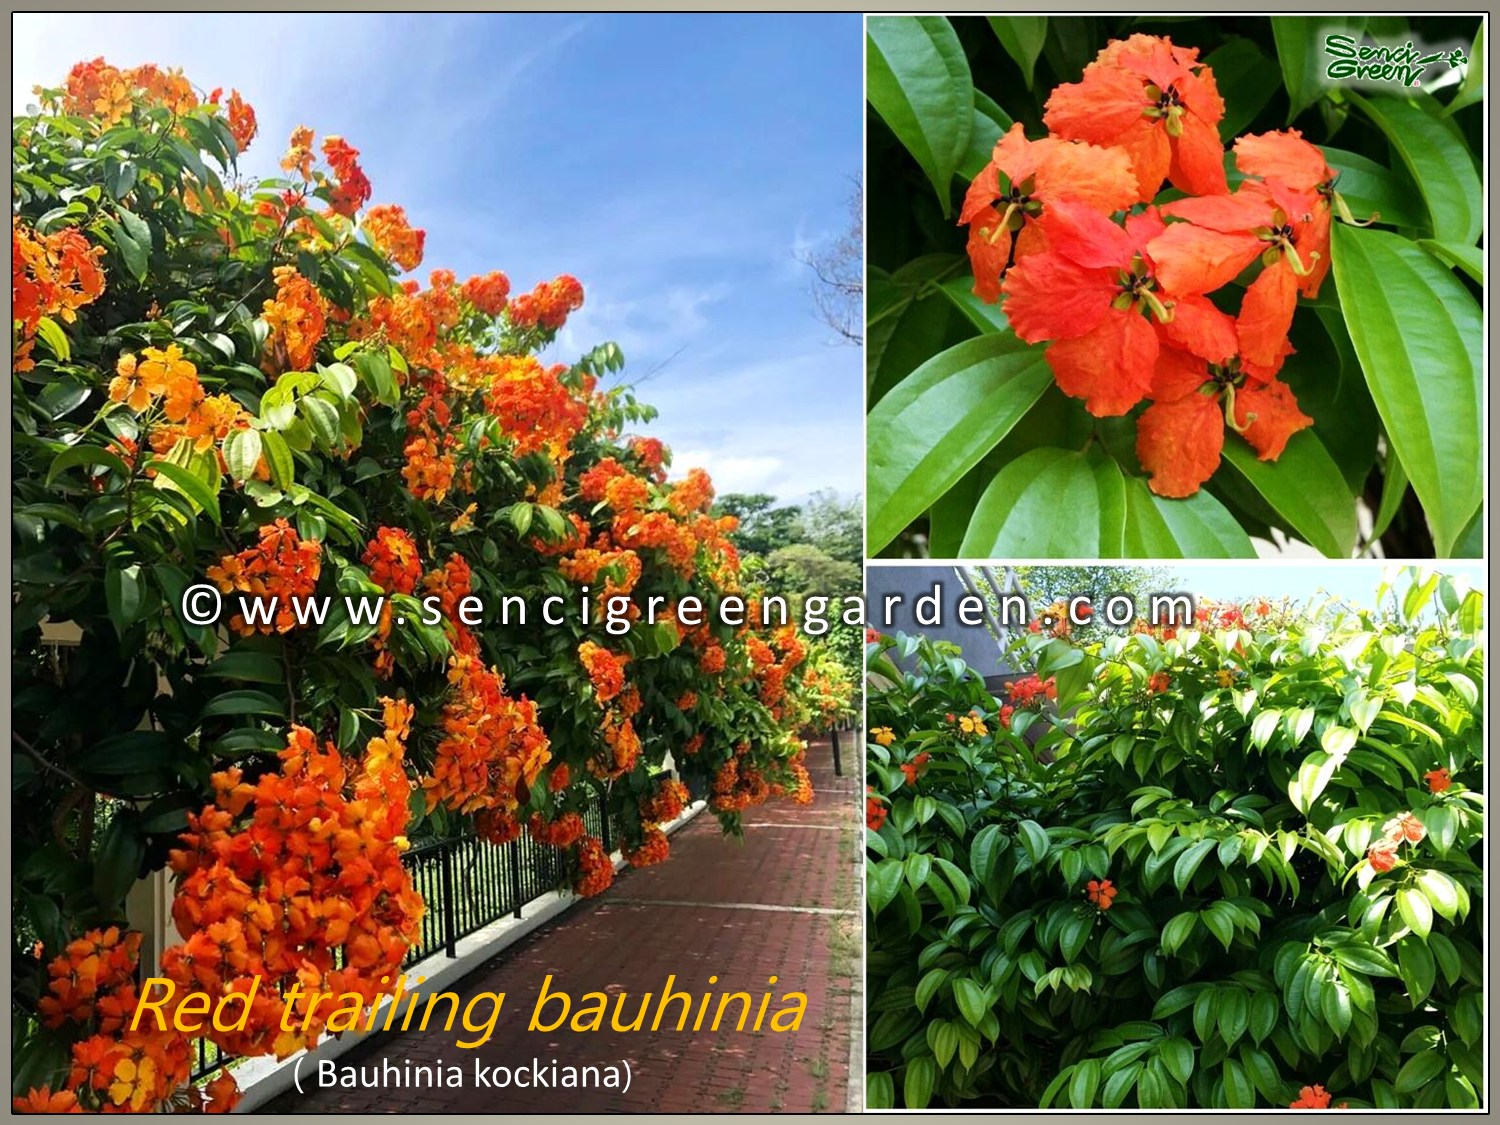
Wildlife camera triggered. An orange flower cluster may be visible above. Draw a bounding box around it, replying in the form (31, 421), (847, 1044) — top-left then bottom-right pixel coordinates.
(166, 707), (422, 1062)
(53, 57), (197, 125)
(402, 394), (458, 502)
(321, 135), (372, 217)
(710, 745), (771, 813)
(625, 828), (670, 868)
(1085, 878), (1118, 910)
(1007, 674), (1057, 707)
(1367, 811), (1426, 873)
(866, 787), (889, 831)
(354, 287), (438, 372)
(206, 518), (322, 635)
(220, 88), (257, 153)
(363, 526), (422, 595)
(485, 354), (590, 457)
(475, 807), (523, 846)
(641, 778), (691, 825)
(900, 751), (932, 786)
(1289, 1084), (1346, 1109)
(508, 273), (584, 331)
(528, 811), (587, 848)
(699, 643), (727, 675)
(462, 270), (511, 316)
(110, 344), (253, 464)
(422, 552), (478, 656)
(1425, 767), (1452, 794)
(19, 927), (242, 1114)
(578, 641), (629, 704)
(423, 653), (551, 814)
(12, 218), (106, 371)
(363, 204), (426, 273)
(573, 836), (615, 896)
(628, 435), (667, 481)
(963, 34), (1333, 497)
(261, 265), (327, 374)
(1147, 671), (1172, 695)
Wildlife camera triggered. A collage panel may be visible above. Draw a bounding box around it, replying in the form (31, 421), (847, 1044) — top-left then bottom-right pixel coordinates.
(863, 562), (1486, 1109)
(866, 13), (1483, 561)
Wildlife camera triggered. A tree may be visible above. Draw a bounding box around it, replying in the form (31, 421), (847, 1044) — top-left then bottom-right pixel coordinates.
(715, 492), (804, 558)
(796, 488), (864, 565)
(799, 173), (862, 345)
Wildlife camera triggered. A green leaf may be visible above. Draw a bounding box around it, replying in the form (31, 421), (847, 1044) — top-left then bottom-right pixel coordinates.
(46, 442), (132, 485)
(1220, 430), (1355, 558)
(1221, 1057), (1256, 1108)
(960, 447), (1126, 558)
(105, 563), (144, 636)
(1069, 1058), (1101, 1109)
(201, 689), (285, 718)
(1102, 1061), (1144, 1107)
(1417, 239), (1483, 284)
(1272, 16), (1365, 122)
(1349, 93), (1482, 245)
(903, 1056), (937, 1110)
(867, 333), (1051, 552)
(952, 977), (988, 1027)
(1122, 478), (1255, 558)
(34, 315), (71, 361)
(1393, 1048), (1445, 1094)
(1371, 446), (1409, 542)
(1173, 839), (1215, 895)
(1161, 911), (1197, 956)
(1330, 224), (1481, 556)
(1322, 147), (1425, 228)
(938, 276), (1010, 334)
(261, 429), (294, 490)
(204, 651), (285, 684)
(302, 396), (341, 450)
(1208, 38), (1282, 139)
(866, 1072), (895, 1110)
(1415, 868), (1460, 921)
(1017, 820), (1050, 865)
(222, 427), (263, 483)
(987, 16), (1047, 88)
(147, 459), (221, 524)
(1159, 1038), (1195, 1086)
(1443, 22), (1484, 116)
(958, 91), (1015, 183)
(1330, 942), (1399, 977)
(1397, 935), (1436, 1007)
(866, 16), (972, 215)
(1396, 886), (1433, 939)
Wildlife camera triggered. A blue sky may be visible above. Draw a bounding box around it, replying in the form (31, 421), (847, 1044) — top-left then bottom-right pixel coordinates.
(1168, 562), (1485, 607)
(13, 14), (864, 503)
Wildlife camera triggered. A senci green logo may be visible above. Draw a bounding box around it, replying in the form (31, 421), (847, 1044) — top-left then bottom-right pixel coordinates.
(1323, 32), (1469, 87)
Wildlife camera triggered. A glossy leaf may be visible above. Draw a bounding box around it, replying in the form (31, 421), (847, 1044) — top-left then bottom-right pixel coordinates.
(1122, 478), (1256, 559)
(867, 334), (1051, 552)
(867, 16), (973, 214)
(1350, 93), (1482, 246)
(988, 16), (1047, 88)
(1331, 224), (1482, 557)
(1220, 430), (1356, 558)
(959, 447), (1126, 558)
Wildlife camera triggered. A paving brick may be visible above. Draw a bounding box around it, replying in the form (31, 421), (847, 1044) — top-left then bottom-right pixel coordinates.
(270, 736), (859, 1113)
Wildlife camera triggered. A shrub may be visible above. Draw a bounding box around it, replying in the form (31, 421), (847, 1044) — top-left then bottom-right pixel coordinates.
(12, 59), (853, 1111)
(865, 568), (1484, 1108)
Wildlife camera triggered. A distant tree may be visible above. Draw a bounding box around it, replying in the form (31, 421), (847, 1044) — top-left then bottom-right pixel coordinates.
(799, 174), (862, 345)
(767, 543), (862, 596)
(795, 489), (863, 565)
(1012, 565), (1173, 639)
(715, 492), (804, 558)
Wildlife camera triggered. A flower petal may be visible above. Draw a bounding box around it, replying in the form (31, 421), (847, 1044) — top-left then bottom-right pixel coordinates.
(965, 206), (1011, 304)
(1000, 250), (1115, 342)
(1046, 306), (1158, 416)
(1034, 138), (1139, 215)
(1136, 390), (1225, 497)
(1044, 66), (1150, 145)
(1038, 199), (1134, 269)
(959, 160), (1001, 227)
(1161, 295), (1239, 363)
(1150, 342), (1212, 402)
(1233, 377), (1312, 461)
(1148, 222), (1263, 297)
(1236, 259), (1298, 369)
(1169, 109), (1229, 196)
(1233, 128), (1331, 192)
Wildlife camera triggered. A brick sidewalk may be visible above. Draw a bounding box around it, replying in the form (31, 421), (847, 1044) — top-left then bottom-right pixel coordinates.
(270, 734), (861, 1114)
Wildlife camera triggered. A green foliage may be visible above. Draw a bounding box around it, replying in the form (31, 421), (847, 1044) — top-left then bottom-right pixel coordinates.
(866, 568), (1484, 1108)
(866, 15), (1484, 559)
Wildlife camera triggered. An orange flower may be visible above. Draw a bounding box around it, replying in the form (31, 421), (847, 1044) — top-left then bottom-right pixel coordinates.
(362, 527), (422, 595)
(1085, 878), (1117, 909)
(528, 811), (587, 848)
(578, 641), (629, 704)
(1147, 671), (1171, 695)
(281, 125), (316, 179)
(865, 787), (888, 831)
(1383, 812), (1426, 845)
(1289, 1084), (1337, 1109)
(960, 123), (1137, 301)
(574, 836), (614, 896)
(1366, 838), (1399, 874)
(224, 90), (257, 153)
(1424, 768), (1452, 794)
(207, 519), (323, 636)
(321, 135), (371, 217)
(509, 274), (584, 331)
(363, 204), (426, 273)
(262, 265), (326, 373)
(900, 751), (931, 786)
(461, 270), (511, 315)
(1044, 34), (1226, 202)
(1135, 344), (1310, 498)
(1001, 203), (1176, 416)
(12, 218), (106, 370)
(13, 1088), (82, 1113)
